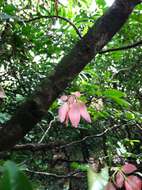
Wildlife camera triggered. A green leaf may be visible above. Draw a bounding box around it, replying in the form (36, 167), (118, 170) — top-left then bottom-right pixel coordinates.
(103, 89), (130, 108)
(15, 94), (25, 102)
(0, 113), (11, 124)
(96, 0), (106, 7)
(111, 97), (130, 108)
(3, 4), (17, 15)
(124, 111), (135, 120)
(0, 0), (4, 6)
(0, 161), (33, 190)
(87, 166), (109, 190)
(71, 162), (87, 171)
(103, 89), (126, 98)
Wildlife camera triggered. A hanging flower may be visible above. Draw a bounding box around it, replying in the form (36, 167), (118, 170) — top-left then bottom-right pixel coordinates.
(58, 92), (91, 128)
(105, 163), (142, 190)
(114, 163), (138, 188)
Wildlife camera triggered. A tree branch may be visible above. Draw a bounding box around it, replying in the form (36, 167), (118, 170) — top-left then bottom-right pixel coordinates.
(60, 125), (121, 149)
(13, 142), (61, 151)
(24, 15), (82, 39)
(0, 0), (141, 151)
(100, 39), (142, 54)
(38, 116), (57, 143)
(25, 169), (83, 178)
(12, 125), (120, 151)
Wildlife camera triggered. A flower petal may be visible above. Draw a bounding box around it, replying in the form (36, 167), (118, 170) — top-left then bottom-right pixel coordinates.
(79, 102), (91, 123)
(68, 95), (75, 104)
(125, 175), (142, 190)
(60, 95), (68, 102)
(65, 113), (69, 126)
(105, 182), (116, 190)
(58, 102), (69, 123)
(115, 172), (124, 188)
(72, 91), (81, 97)
(122, 163), (137, 174)
(68, 103), (80, 127)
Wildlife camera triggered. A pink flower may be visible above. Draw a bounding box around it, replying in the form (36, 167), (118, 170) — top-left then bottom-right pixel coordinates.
(122, 163), (137, 174)
(114, 163), (141, 190)
(105, 163), (141, 190)
(125, 175), (142, 190)
(115, 171), (124, 188)
(105, 182), (116, 190)
(58, 92), (91, 127)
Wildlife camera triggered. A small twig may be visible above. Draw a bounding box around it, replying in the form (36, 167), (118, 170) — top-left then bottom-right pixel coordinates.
(99, 39), (142, 54)
(38, 117), (57, 143)
(25, 169), (83, 178)
(135, 123), (142, 131)
(23, 15), (82, 39)
(60, 125), (120, 149)
(111, 67), (130, 79)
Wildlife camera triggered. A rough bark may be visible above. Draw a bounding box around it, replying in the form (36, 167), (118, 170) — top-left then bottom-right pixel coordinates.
(0, 0), (141, 151)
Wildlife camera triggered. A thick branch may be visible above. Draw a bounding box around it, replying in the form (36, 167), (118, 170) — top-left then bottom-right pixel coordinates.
(0, 0), (141, 151)
(13, 142), (61, 151)
(100, 39), (142, 54)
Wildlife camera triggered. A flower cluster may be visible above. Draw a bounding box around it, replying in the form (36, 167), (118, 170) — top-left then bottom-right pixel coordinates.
(58, 92), (91, 128)
(105, 163), (142, 190)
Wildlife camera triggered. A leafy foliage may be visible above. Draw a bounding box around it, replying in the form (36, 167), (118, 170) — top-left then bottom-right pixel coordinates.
(0, 161), (33, 190)
(0, 0), (142, 189)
